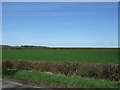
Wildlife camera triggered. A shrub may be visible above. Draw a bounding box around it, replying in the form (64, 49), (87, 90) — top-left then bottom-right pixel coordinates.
(2, 60), (119, 81)
(2, 61), (13, 69)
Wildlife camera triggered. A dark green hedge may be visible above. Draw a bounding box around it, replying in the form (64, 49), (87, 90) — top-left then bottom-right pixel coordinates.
(2, 60), (119, 81)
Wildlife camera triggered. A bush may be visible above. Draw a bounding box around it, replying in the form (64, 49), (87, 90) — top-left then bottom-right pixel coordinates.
(2, 61), (14, 69)
(102, 64), (119, 81)
(2, 60), (119, 81)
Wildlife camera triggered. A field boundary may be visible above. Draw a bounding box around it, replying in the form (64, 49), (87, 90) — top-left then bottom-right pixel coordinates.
(2, 60), (119, 81)
(1, 45), (120, 50)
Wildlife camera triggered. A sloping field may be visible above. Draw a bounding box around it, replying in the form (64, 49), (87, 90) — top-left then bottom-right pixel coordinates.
(2, 49), (118, 64)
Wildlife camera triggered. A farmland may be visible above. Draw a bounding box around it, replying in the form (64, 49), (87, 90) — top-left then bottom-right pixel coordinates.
(2, 49), (118, 64)
(2, 47), (119, 88)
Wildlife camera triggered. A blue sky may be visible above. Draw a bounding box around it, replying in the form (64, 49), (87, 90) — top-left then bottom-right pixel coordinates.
(2, 2), (118, 47)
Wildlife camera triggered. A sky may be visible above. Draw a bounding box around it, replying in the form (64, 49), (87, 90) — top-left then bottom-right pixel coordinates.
(1, 0), (120, 2)
(2, 2), (118, 47)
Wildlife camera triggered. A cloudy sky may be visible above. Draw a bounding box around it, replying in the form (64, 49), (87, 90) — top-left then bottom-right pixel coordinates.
(2, 2), (118, 47)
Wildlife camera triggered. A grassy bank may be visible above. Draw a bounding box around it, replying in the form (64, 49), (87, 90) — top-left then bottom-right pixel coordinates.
(2, 69), (119, 88)
(2, 49), (118, 64)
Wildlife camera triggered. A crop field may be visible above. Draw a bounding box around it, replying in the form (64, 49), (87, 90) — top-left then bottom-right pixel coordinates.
(2, 49), (118, 64)
(2, 48), (119, 88)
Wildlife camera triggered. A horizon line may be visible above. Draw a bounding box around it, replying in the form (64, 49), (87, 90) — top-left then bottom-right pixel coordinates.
(1, 44), (119, 48)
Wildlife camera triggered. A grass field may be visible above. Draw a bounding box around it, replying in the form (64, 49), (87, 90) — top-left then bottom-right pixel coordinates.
(2, 49), (118, 64)
(2, 49), (119, 88)
(3, 69), (119, 88)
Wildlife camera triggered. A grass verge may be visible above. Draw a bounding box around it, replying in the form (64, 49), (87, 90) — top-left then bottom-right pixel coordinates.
(2, 69), (119, 88)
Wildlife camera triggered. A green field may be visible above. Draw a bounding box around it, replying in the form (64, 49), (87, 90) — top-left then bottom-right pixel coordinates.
(2, 49), (118, 64)
(2, 49), (119, 88)
(3, 69), (119, 88)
